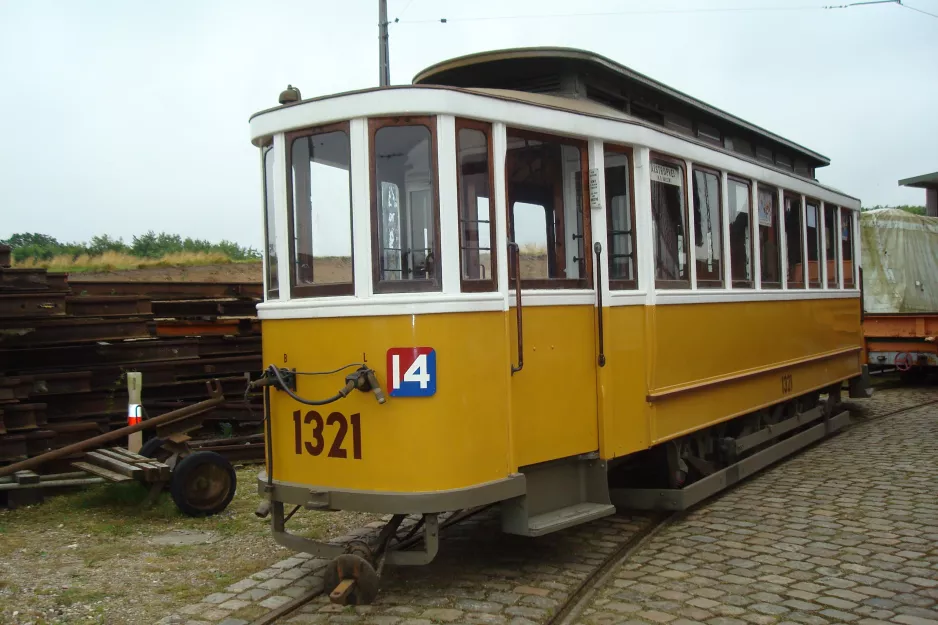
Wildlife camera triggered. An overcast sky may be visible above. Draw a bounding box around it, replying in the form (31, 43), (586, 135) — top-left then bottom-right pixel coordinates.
(1, 0), (936, 250)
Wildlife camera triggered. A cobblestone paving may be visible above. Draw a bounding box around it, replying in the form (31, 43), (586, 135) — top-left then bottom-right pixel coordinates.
(159, 384), (938, 625)
(575, 385), (938, 625)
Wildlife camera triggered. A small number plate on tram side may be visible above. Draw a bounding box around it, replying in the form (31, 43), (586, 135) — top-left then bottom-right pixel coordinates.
(292, 410), (362, 459)
(387, 347), (437, 397)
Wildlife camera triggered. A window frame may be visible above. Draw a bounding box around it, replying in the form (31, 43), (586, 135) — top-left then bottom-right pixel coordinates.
(842, 208), (856, 289)
(369, 116), (442, 294)
(603, 143), (638, 290)
(504, 126), (592, 291)
(284, 121), (355, 298)
(455, 118), (498, 293)
(726, 174), (755, 289)
(783, 191), (805, 290)
(823, 202), (840, 289)
(804, 197), (823, 289)
(650, 151), (691, 290)
(756, 182), (782, 289)
(261, 140), (279, 300)
(690, 163), (725, 289)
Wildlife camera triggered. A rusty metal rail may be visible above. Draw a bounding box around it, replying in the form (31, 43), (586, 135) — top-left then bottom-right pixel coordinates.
(68, 281), (263, 300)
(0, 383), (224, 479)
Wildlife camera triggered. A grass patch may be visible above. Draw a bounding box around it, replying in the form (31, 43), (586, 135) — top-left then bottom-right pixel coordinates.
(13, 250), (256, 273)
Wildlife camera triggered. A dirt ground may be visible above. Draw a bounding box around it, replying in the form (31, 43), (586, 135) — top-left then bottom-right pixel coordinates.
(0, 466), (378, 625)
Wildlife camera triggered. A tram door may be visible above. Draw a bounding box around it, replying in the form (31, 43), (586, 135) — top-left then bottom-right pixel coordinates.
(505, 130), (599, 469)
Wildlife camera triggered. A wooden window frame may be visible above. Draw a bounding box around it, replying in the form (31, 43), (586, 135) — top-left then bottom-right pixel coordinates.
(727, 174), (755, 289)
(823, 202), (840, 289)
(603, 143), (638, 290)
(650, 151), (690, 290)
(690, 164), (725, 289)
(842, 209), (856, 289)
(369, 116), (442, 294)
(757, 183), (782, 290)
(783, 191), (805, 289)
(504, 127), (592, 291)
(261, 141), (279, 300)
(285, 121), (354, 298)
(455, 118), (498, 293)
(804, 198), (823, 288)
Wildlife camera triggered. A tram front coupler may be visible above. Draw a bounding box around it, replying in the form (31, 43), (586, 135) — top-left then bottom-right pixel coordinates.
(266, 499), (440, 605)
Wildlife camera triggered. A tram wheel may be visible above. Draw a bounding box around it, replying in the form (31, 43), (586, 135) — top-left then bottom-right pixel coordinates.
(324, 554), (380, 605)
(170, 451), (236, 517)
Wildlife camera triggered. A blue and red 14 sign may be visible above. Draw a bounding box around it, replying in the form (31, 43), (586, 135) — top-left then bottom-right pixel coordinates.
(387, 347), (437, 397)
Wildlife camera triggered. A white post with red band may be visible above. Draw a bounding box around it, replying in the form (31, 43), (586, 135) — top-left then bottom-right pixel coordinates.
(127, 372), (143, 453)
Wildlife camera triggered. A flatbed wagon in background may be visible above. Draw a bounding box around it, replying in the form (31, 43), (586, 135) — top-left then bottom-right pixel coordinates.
(860, 207), (938, 374)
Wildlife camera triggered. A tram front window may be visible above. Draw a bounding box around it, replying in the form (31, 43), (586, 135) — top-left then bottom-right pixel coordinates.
(287, 125), (353, 296)
(262, 145), (278, 298)
(457, 121), (496, 291)
(372, 119), (440, 292)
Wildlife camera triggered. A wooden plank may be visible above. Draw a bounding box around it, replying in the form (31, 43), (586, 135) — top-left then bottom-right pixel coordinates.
(85, 450), (143, 478)
(72, 461), (134, 483)
(107, 447), (150, 463)
(96, 448), (161, 480)
(14, 470), (40, 484)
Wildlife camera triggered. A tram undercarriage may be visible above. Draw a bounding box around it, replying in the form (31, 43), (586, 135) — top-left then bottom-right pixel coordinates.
(256, 375), (869, 605)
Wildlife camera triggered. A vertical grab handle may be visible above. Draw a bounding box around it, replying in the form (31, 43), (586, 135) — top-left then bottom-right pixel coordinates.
(508, 242), (524, 374)
(594, 242), (606, 367)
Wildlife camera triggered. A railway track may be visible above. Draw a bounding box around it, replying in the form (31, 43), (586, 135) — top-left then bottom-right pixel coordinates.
(246, 393), (938, 625)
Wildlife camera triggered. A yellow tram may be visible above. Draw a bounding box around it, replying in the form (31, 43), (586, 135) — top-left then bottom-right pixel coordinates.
(248, 48), (871, 603)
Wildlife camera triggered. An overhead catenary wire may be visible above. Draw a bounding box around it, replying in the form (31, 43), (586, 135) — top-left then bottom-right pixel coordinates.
(395, 0), (936, 24)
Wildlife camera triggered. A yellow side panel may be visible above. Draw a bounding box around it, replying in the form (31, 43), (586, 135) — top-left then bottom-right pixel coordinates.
(650, 298), (862, 391)
(509, 305), (598, 468)
(262, 312), (511, 493)
(597, 305), (650, 460)
(645, 297), (863, 444)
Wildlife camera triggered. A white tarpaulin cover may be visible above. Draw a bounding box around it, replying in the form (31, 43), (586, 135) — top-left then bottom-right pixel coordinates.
(861, 208), (938, 314)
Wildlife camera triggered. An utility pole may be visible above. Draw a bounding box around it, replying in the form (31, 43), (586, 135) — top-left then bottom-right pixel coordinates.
(378, 0), (390, 87)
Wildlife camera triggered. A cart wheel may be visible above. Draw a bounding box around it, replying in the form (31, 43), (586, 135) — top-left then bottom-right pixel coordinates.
(170, 451), (236, 517)
(324, 554), (380, 605)
(140, 437), (169, 462)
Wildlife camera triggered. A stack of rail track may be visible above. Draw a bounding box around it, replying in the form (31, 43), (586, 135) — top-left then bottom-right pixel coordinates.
(0, 251), (264, 477)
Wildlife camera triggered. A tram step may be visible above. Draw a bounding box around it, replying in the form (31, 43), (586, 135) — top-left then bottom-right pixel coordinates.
(525, 502), (615, 537)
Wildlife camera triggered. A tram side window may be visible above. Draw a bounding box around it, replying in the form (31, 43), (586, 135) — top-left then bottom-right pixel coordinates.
(651, 157), (689, 288)
(805, 200), (821, 288)
(371, 118), (440, 293)
(757, 185), (780, 288)
(262, 145), (278, 298)
(842, 210), (855, 288)
(456, 121), (496, 292)
(505, 129), (589, 289)
(692, 167), (723, 288)
(824, 204), (839, 288)
(784, 193), (804, 289)
(728, 177), (753, 288)
(604, 148), (636, 288)
(287, 125), (353, 297)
